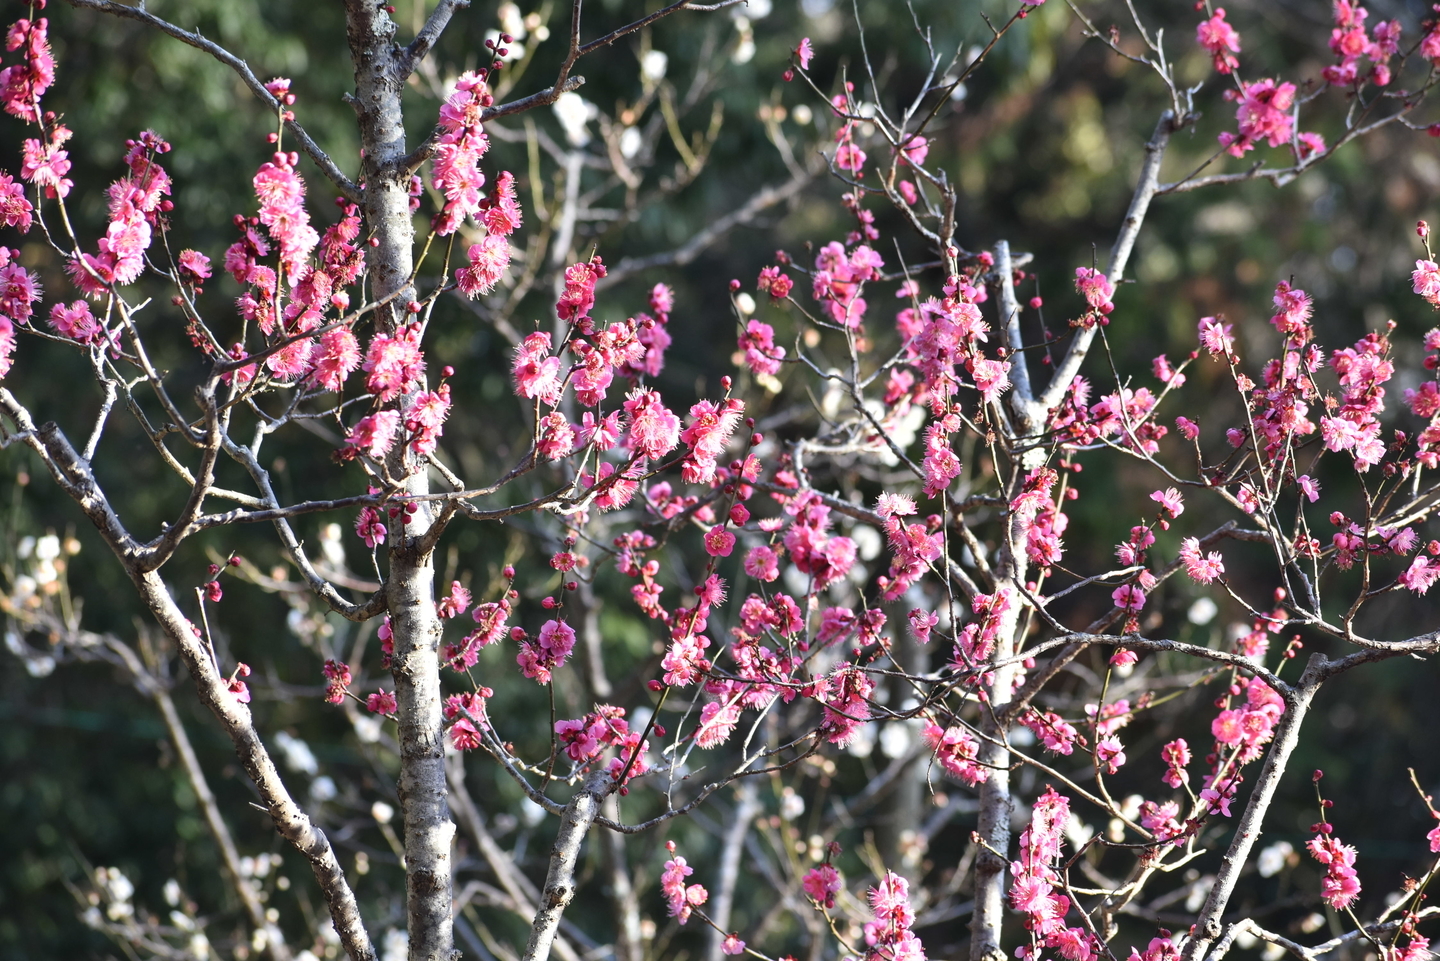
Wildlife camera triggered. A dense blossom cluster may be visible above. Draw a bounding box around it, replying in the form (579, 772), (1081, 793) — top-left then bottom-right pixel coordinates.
(554, 704), (650, 782)
(920, 721), (986, 785)
(862, 872), (926, 961)
(660, 841), (709, 924)
(12, 9), (1440, 961)
(1009, 788), (1096, 961)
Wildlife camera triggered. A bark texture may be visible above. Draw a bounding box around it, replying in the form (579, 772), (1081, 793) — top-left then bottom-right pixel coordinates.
(1181, 654), (1326, 961)
(523, 771), (616, 961)
(342, 5), (455, 957)
(968, 570), (1024, 961)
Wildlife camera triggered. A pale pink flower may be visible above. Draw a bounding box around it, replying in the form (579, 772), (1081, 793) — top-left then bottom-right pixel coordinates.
(744, 545), (780, 582)
(1197, 7), (1241, 74)
(1415, 260), (1440, 306)
(457, 234), (511, 297)
(1399, 555), (1440, 595)
(795, 37), (814, 70)
(1150, 488), (1184, 519)
(1178, 537), (1225, 584)
(624, 389), (681, 459)
(1198, 316), (1235, 355)
(513, 331), (564, 405)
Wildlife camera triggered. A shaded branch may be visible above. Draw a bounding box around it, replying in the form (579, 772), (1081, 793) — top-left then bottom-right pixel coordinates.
(598, 164), (820, 289)
(60, 0), (363, 202)
(398, 0), (471, 80)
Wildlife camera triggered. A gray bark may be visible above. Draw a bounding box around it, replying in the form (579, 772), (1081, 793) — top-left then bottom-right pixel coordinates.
(968, 554), (1027, 961)
(342, 4), (455, 958)
(705, 781), (763, 961)
(1181, 654), (1327, 961)
(523, 771), (616, 961)
(138, 569), (378, 961)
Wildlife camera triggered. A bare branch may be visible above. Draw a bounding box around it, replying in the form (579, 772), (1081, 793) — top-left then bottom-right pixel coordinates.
(398, 0), (471, 80)
(447, 755), (585, 961)
(1038, 111), (1175, 415)
(60, 0), (363, 202)
(598, 164), (820, 289)
(522, 770), (616, 961)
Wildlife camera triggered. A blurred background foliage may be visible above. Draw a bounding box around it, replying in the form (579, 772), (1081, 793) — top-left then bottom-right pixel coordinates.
(6, 0), (1440, 958)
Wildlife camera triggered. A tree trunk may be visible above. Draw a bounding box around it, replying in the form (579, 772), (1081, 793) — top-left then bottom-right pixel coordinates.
(342, 5), (454, 958)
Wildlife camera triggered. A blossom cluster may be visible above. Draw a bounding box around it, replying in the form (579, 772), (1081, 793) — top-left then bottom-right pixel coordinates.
(660, 841), (709, 924)
(1009, 787), (1096, 961)
(862, 872), (926, 961)
(555, 704), (650, 782)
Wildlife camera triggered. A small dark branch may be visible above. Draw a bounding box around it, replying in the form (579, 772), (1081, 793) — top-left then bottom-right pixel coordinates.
(0, 389), (142, 559)
(222, 438), (387, 622)
(573, 0), (746, 60)
(522, 770), (616, 961)
(136, 384), (225, 572)
(483, 76), (586, 124)
(60, 0), (364, 202)
(402, 0), (740, 174)
(153, 685), (293, 959)
(74, 630), (291, 958)
(195, 493), (385, 529)
(598, 165), (820, 289)
(398, 0), (471, 80)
